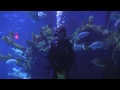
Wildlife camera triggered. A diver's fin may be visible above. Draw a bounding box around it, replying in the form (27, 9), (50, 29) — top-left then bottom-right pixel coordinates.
(57, 71), (65, 79)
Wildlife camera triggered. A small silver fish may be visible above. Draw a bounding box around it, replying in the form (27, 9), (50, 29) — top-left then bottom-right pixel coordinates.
(38, 12), (46, 17)
(13, 52), (27, 59)
(12, 68), (21, 72)
(12, 48), (23, 54)
(114, 18), (120, 27)
(73, 43), (85, 51)
(6, 59), (18, 64)
(88, 41), (104, 50)
(76, 31), (90, 39)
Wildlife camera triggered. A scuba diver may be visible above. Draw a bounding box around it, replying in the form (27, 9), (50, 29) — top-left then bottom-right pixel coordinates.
(48, 26), (74, 79)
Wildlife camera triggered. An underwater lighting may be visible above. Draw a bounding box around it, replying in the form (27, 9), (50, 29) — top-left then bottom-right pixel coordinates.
(15, 32), (19, 39)
(15, 35), (18, 39)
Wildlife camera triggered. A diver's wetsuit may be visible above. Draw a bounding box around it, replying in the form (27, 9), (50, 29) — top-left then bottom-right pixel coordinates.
(48, 38), (74, 79)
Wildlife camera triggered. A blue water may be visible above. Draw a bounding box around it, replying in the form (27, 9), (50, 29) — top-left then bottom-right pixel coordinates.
(0, 11), (119, 79)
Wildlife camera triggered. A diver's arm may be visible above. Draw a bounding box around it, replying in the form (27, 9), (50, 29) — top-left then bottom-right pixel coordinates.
(47, 42), (56, 66)
(66, 40), (74, 72)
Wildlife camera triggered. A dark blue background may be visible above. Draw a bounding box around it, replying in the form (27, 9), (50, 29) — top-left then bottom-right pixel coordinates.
(0, 11), (118, 79)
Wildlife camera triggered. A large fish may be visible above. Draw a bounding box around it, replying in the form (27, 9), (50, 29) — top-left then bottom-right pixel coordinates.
(88, 41), (104, 50)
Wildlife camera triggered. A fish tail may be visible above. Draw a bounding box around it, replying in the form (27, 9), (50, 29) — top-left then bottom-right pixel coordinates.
(82, 43), (86, 50)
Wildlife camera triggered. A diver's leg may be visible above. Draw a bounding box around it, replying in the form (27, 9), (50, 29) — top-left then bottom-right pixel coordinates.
(52, 69), (58, 79)
(65, 72), (70, 79)
(50, 65), (58, 79)
(65, 66), (72, 79)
